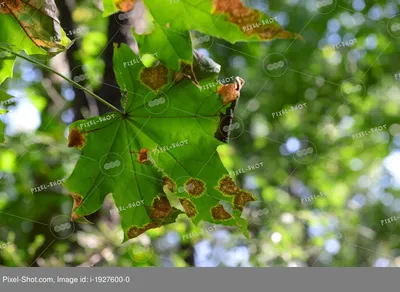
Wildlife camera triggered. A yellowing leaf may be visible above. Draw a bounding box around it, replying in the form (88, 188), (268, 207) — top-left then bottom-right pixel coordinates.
(0, 0), (71, 84)
(132, 0), (299, 70)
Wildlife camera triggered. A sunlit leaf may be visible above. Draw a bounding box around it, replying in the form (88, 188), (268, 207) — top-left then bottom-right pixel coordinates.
(132, 0), (299, 70)
(0, 0), (71, 83)
(65, 44), (255, 240)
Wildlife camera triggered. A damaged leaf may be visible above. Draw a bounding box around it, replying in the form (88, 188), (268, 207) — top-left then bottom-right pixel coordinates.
(0, 0), (71, 84)
(130, 0), (299, 70)
(65, 44), (255, 240)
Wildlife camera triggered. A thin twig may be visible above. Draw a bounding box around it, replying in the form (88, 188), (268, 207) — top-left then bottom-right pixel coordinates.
(0, 46), (123, 114)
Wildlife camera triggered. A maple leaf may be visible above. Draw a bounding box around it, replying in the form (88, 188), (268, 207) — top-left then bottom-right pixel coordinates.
(65, 44), (256, 240)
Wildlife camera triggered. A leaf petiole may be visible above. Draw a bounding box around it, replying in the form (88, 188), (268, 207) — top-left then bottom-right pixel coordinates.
(0, 46), (123, 114)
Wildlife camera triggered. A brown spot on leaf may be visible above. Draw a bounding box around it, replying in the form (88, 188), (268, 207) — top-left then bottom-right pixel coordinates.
(137, 148), (148, 164)
(68, 128), (85, 148)
(257, 26), (291, 40)
(71, 192), (83, 221)
(213, 0), (261, 27)
(213, 0), (242, 12)
(234, 191), (256, 211)
(115, 0), (136, 12)
(217, 84), (238, 105)
(140, 63), (168, 91)
(0, 0), (22, 14)
(217, 176), (240, 195)
(211, 204), (232, 220)
(163, 176), (176, 193)
(185, 178), (205, 197)
(127, 222), (157, 239)
(217, 77), (244, 105)
(149, 196), (172, 220)
(212, 0), (297, 40)
(180, 198), (197, 218)
(0, 6), (9, 14)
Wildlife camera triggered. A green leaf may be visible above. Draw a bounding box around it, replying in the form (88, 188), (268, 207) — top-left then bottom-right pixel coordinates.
(0, 53), (16, 85)
(133, 17), (193, 71)
(0, 0), (71, 84)
(133, 0), (299, 70)
(65, 44), (255, 241)
(0, 89), (15, 103)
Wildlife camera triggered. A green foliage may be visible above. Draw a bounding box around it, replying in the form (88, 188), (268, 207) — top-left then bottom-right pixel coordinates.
(133, 0), (298, 70)
(104, 0), (298, 70)
(0, 0), (399, 268)
(0, 0), (71, 83)
(66, 44), (255, 240)
(62, 0), (299, 239)
(0, 0), (71, 141)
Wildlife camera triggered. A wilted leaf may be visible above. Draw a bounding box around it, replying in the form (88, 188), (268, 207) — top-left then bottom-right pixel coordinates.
(65, 44), (255, 240)
(0, 0), (71, 83)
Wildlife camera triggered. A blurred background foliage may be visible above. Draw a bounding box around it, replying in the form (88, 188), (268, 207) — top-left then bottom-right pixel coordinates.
(1, 0), (400, 267)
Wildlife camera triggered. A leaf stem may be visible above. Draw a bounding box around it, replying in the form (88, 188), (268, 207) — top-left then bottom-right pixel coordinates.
(0, 46), (123, 114)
